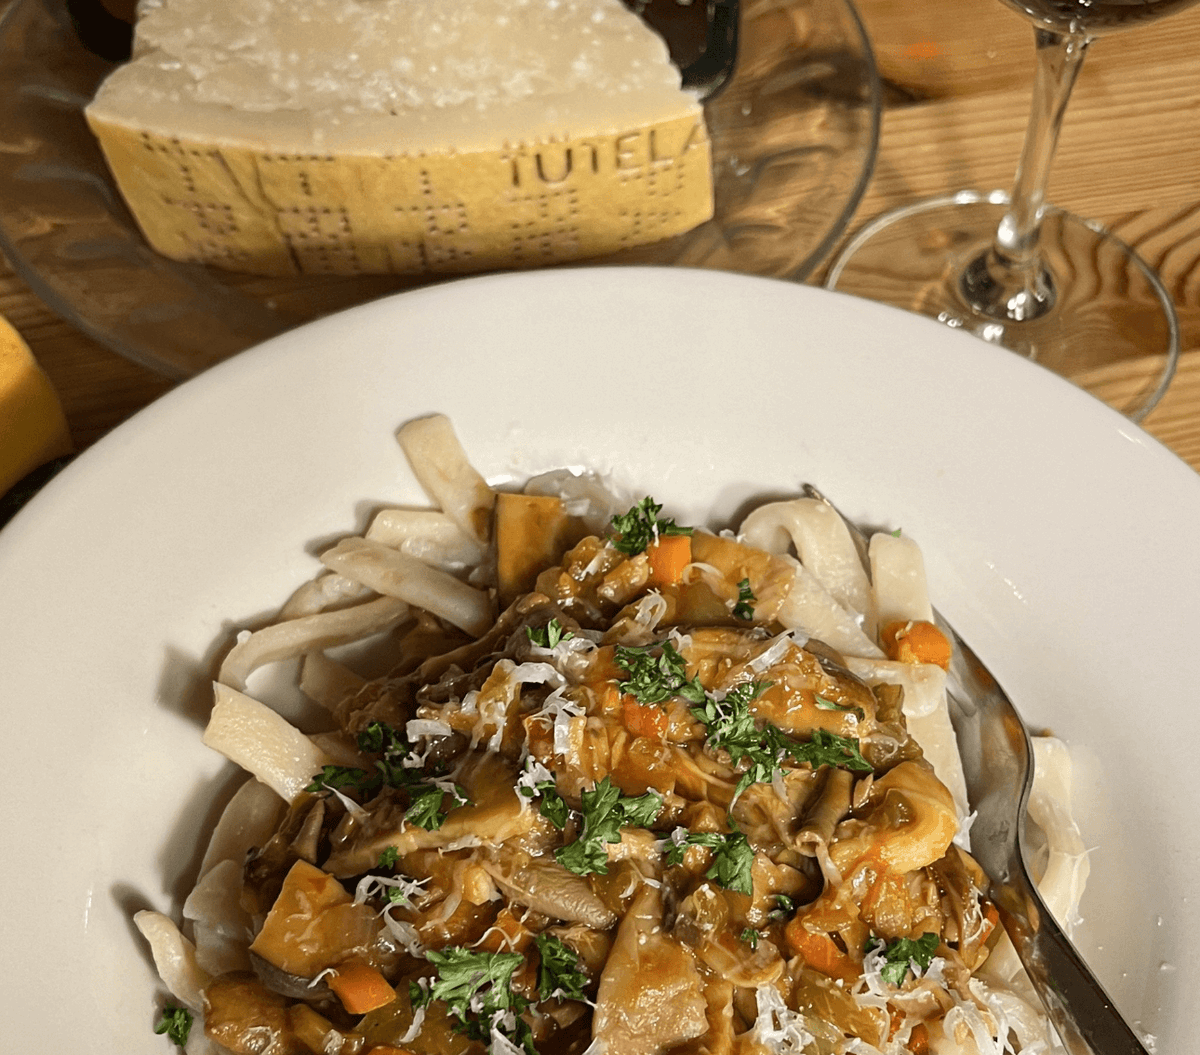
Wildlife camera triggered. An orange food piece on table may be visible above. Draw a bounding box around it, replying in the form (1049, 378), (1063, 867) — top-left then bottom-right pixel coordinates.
(0, 313), (72, 495)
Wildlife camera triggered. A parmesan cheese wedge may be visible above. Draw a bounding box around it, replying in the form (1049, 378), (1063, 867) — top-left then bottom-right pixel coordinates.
(85, 0), (714, 276)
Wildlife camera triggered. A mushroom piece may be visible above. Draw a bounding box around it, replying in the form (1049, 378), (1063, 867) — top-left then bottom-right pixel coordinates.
(249, 950), (332, 1001)
(481, 846), (618, 930)
(592, 885), (709, 1055)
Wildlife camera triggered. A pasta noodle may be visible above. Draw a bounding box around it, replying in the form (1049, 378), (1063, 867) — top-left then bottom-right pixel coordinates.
(139, 413), (1087, 1055)
(219, 595), (411, 691)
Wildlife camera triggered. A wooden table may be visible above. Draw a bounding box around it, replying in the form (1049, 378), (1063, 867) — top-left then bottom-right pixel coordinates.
(3, 0), (1199, 467)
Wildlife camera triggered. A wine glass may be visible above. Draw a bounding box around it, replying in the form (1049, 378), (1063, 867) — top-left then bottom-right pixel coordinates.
(824, 0), (1200, 420)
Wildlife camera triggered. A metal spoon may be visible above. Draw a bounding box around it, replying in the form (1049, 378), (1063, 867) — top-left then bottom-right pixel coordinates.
(803, 485), (1151, 1055)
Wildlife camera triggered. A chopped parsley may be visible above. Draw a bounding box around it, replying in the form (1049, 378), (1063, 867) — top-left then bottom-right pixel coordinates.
(785, 729), (872, 773)
(690, 681), (870, 801)
(404, 782), (469, 830)
(689, 680), (773, 759)
(688, 680), (777, 799)
(304, 764), (373, 793)
(413, 947), (533, 1051)
(614, 640), (706, 706)
(517, 759), (569, 829)
(526, 619), (573, 649)
(377, 845), (400, 869)
(306, 718), (412, 794)
(154, 1004), (193, 1047)
(617, 788), (665, 828)
(417, 947), (523, 1013)
(411, 939), (590, 1053)
(537, 788), (570, 830)
(535, 933), (589, 1002)
(871, 932), (940, 986)
(732, 577), (756, 620)
(305, 721), (470, 830)
(740, 927), (760, 950)
(664, 828), (755, 895)
(609, 496), (692, 556)
(555, 836), (610, 877)
(357, 719), (409, 757)
(385, 884), (412, 906)
(555, 777), (663, 876)
(520, 780), (569, 830)
(768, 893), (796, 921)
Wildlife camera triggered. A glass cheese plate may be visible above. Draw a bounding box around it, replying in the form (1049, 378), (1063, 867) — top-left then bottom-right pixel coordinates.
(0, 0), (880, 379)
(0, 269), (1196, 1052)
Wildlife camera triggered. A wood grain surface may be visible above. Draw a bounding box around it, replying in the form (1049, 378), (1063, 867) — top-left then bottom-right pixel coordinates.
(842, 0), (1200, 470)
(3, 0), (1199, 468)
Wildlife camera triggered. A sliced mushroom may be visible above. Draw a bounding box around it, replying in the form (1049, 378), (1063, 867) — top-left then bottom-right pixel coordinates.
(249, 950), (332, 1000)
(795, 767), (854, 854)
(592, 885), (708, 1055)
(481, 847), (617, 929)
(243, 796), (334, 920)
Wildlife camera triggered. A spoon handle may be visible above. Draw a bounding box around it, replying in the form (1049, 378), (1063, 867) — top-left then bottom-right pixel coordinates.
(994, 813), (1152, 1054)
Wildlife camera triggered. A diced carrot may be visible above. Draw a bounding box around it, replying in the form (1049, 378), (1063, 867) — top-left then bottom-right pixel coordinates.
(327, 960), (397, 1015)
(787, 926), (859, 983)
(783, 914), (807, 956)
(880, 620), (952, 671)
(368, 1047), (416, 1055)
(476, 905), (534, 953)
(646, 534), (692, 589)
(907, 1022), (931, 1055)
(610, 734), (677, 795)
(621, 695), (669, 739)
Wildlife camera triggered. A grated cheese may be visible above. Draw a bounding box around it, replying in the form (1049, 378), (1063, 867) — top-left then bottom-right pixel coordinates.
(748, 984), (814, 1053)
(531, 685), (586, 757)
(406, 718), (454, 741)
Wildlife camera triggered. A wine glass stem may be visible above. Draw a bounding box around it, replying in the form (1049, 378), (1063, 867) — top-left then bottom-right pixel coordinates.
(961, 27), (1092, 323)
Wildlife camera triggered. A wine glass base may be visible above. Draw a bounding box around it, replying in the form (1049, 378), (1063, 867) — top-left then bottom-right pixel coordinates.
(825, 191), (1179, 419)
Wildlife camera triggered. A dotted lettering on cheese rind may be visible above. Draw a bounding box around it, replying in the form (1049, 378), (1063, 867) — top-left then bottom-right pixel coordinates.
(87, 113), (713, 276)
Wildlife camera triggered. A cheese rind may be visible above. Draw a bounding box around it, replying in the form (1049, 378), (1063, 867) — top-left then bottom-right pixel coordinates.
(85, 0), (714, 276)
(0, 316), (72, 496)
(87, 112), (712, 276)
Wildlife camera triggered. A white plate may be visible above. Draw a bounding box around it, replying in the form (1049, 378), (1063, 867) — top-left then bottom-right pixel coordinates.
(1, 267), (1195, 1052)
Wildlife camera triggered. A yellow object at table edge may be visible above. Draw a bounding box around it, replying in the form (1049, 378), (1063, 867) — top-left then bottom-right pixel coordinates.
(0, 313), (73, 496)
